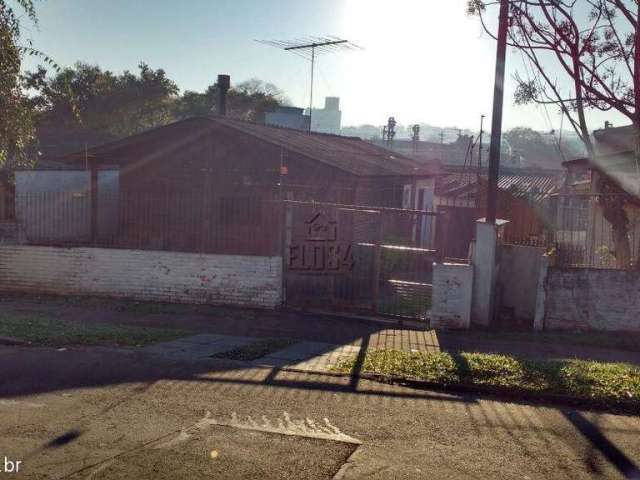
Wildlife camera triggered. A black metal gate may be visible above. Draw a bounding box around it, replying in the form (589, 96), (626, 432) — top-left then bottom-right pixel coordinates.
(281, 200), (443, 321)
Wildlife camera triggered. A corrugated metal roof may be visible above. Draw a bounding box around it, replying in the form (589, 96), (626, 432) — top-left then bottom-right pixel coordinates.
(54, 116), (441, 178)
(436, 172), (560, 202)
(498, 174), (560, 201)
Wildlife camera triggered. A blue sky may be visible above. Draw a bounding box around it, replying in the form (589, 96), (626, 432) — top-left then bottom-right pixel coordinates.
(20, 0), (625, 131)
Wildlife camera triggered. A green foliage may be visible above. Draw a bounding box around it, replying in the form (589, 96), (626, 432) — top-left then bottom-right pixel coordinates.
(0, 0), (38, 170)
(174, 77), (284, 123)
(27, 62), (180, 137)
(334, 349), (459, 384)
(28, 64), (286, 141)
(332, 349), (640, 407)
(504, 126), (586, 166)
(465, 0), (485, 16)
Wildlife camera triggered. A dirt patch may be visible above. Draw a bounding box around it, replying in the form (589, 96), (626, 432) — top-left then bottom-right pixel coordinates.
(211, 338), (295, 361)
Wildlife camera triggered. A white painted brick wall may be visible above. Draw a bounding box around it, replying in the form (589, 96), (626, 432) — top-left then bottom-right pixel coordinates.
(544, 268), (640, 332)
(0, 246), (283, 309)
(429, 263), (473, 329)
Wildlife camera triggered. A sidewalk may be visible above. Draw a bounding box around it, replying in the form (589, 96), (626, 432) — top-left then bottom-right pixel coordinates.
(2, 294), (639, 366)
(139, 331), (640, 378)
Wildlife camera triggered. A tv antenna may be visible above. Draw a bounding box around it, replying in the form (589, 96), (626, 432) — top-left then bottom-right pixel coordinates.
(257, 36), (361, 133)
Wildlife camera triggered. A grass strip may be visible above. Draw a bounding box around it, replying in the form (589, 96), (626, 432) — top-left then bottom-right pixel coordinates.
(331, 349), (640, 408)
(0, 312), (187, 347)
(212, 338), (295, 361)
(453, 329), (640, 353)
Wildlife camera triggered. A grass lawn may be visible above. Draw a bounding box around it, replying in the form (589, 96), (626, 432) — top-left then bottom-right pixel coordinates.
(1, 293), (258, 320)
(0, 312), (187, 347)
(331, 349), (640, 409)
(452, 329), (640, 353)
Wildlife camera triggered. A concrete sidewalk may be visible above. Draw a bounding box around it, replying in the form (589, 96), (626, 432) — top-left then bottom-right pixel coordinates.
(139, 332), (640, 381)
(2, 294), (639, 365)
(140, 334), (357, 374)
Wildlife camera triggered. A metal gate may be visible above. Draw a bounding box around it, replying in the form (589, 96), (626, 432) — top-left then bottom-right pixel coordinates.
(281, 200), (444, 321)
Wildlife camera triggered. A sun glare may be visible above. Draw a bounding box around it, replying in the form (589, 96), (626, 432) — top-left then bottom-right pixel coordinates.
(339, 0), (494, 126)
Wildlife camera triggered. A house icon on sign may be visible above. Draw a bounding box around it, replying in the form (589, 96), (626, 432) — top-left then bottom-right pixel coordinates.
(305, 212), (337, 242)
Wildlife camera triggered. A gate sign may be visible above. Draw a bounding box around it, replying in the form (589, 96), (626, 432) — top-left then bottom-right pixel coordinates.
(288, 212), (354, 272)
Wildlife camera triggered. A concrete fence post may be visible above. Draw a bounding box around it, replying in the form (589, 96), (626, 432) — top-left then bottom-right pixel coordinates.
(533, 254), (550, 331)
(471, 220), (501, 327)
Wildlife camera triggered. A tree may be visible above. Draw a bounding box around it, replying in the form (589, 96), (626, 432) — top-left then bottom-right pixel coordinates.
(174, 77), (284, 123)
(0, 0), (54, 170)
(469, 0), (640, 268)
(27, 62), (179, 138)
(503, 126), (585, 167)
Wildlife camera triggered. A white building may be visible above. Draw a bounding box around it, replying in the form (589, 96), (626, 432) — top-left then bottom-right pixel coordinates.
(308, 97), (342, 135)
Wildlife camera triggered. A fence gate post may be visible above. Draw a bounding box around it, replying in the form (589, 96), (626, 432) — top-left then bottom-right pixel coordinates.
(89, 163), (98, 244)
(371, 213), (383, 314)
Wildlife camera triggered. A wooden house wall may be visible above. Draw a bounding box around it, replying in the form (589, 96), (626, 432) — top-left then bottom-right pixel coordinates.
(476, 187), (546, 243)
(93, 122), (370, 255)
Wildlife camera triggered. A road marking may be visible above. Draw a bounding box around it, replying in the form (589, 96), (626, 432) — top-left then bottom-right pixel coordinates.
(0, 399), (45, 409)
(155, 411), (361, 449)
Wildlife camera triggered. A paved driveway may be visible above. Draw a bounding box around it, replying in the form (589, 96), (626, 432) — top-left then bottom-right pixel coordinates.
(1, 345), (639, 479)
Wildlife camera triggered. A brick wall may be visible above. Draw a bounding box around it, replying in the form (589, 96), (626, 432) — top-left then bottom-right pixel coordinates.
(429, 262), (473, 329)
(0, 246), (282, 309)
(543, 267), (640, 332)
(499, 244), (545, 322)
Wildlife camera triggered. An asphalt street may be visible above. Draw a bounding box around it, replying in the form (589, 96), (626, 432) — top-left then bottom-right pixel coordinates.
(1, 345), (639, 479)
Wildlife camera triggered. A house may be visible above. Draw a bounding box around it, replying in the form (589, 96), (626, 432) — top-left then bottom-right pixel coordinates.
(264, 106), (309, 131)
(15, 115), (441, 256)
(433, 167), (560, 258)
(559, 125), (640, 268)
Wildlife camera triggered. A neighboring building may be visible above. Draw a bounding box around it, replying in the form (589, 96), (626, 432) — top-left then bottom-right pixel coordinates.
(264, 106), (309, 131)
(265, 97), (342, 135)
(17, 116), (440, 255)
(369, 134), (523, 168)
(308, 97), (342, 135)
(434, 167), (560, 258)
(559, 125), (640, 268)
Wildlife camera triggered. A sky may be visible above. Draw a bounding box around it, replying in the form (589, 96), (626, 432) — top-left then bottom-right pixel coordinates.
(19, 0), (627, 132)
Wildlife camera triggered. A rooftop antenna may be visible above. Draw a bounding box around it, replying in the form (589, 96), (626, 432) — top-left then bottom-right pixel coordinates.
(257, 36), (361, 133)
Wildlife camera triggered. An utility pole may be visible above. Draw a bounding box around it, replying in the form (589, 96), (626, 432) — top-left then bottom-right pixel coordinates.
(385, 117), (397, 147)
(486, 0), (509, 224)
(308, 45), (316, 132)
(478, 114), (485, 181)
(411, 124), (420, 153)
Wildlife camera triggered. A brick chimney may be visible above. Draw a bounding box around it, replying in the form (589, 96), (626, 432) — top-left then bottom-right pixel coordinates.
(217, 74), (230, 116)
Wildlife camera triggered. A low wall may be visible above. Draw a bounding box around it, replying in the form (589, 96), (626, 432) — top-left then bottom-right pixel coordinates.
(543, 267), (640, 332)
(429, 262), (473, 329)
(0, 246), (282, 309)
(498, 244), (545, 323)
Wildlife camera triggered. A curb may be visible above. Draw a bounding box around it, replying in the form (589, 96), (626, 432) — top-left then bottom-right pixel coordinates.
(282, 307), (429, 331)
(276, 366), (640, 416)
(0, 336), (29, 346)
